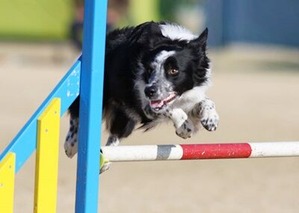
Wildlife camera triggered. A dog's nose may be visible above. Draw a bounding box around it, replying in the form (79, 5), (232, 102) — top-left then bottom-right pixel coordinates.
(144, 85), (157, 98)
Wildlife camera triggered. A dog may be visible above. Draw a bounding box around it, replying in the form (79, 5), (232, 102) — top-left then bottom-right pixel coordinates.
(64, 21), (219, 171)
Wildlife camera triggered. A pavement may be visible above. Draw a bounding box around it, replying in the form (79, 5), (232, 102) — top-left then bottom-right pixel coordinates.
(1, 42), (299, 213)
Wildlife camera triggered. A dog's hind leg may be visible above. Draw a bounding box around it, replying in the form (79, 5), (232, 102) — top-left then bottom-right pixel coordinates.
(106, 108), (136, 144)
(64, 97), (80, 158)
(106, 135), (120, 146)
(101, 109), (136, 173)
(64, 115), (79, 158)
(99, 135), (120, 174)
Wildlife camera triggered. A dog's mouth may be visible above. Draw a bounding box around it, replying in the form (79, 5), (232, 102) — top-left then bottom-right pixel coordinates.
(149, 92), (177, 111)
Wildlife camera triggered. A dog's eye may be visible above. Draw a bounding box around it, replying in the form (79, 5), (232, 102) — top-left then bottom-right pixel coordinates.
(167, 68), (179, 76)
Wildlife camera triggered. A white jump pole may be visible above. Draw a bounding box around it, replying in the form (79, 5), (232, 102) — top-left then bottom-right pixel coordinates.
(101, 142), (299, 162)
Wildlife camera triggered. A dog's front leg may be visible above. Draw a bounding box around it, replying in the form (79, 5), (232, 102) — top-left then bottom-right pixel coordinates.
(164, 108), (194, 139)
(190, 98), (219, 132)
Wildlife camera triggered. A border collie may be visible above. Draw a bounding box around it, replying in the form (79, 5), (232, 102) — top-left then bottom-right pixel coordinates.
(64, 21), (219, 171)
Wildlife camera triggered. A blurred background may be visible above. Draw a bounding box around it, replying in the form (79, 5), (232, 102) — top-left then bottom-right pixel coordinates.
(1, 0), (299, 47)
(1, 0), (299, 212)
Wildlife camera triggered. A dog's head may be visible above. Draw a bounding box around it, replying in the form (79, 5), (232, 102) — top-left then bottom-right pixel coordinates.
(135, 22), (210, 113)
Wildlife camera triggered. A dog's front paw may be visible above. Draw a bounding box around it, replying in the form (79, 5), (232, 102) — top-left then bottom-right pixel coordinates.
(201, 114), (219, 131)
(175, 119), (194, 139)
(199, 102), (219, 131)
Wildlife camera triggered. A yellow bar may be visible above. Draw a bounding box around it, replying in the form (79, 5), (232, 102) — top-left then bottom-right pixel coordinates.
(34, 98), (61, 213)
(0, 153), (16, 213)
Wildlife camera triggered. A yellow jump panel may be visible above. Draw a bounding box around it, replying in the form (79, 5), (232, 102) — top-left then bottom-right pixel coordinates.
(0, 152), (16, 213)
(34, 98), (61, 213)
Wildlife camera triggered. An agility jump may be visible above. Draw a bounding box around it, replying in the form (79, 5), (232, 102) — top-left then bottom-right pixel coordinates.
(0, 0), (298, 213)
(101, 142), (299, 163)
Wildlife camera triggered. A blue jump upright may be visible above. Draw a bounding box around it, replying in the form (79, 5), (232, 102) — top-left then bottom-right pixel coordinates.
(75, 0), (108, 212)
(0, 0), (108, 212)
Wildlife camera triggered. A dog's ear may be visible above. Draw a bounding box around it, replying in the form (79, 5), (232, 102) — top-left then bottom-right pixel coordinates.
(129, 21), (162, 45)
(189, 28), (208, 53)
(190, 28), (210, 83)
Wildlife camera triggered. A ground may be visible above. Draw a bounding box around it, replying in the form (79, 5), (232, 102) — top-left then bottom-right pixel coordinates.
(0, 42), (299, 212)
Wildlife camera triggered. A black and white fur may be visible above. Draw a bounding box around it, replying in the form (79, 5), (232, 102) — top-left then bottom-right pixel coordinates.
(64, 22), (219, 170)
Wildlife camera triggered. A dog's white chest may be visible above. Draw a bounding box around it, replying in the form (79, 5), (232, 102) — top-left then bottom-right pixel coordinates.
(171, 86), (208, 113)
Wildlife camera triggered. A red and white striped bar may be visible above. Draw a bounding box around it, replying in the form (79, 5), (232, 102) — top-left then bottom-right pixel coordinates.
(101, 142), (299, 162)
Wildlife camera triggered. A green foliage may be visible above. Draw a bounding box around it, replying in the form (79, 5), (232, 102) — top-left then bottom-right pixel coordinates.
(159, 0), (203, 21)
(0, 0), (73, 40)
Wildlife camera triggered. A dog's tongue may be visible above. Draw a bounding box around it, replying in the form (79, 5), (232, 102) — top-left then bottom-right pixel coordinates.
(149, 93), (177, 110)
(150, 100), (164, 109)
